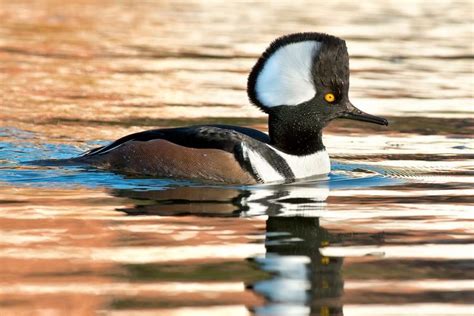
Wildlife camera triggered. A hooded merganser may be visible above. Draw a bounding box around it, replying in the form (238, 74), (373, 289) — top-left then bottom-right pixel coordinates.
(73, 32), (388, 184)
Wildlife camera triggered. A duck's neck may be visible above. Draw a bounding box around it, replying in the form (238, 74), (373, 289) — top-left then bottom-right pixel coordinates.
(268, 110), (325, 156)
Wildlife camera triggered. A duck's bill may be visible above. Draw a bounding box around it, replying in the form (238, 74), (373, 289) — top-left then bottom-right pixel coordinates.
(341, 103), (388, 126)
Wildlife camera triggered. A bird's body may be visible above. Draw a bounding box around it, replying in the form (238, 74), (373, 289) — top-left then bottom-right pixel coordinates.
(68, 32), (388, 184)
(74, 124), (330, 184)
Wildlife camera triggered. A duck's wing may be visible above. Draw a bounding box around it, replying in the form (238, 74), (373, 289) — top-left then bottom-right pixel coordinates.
(79, 125), (270, 158)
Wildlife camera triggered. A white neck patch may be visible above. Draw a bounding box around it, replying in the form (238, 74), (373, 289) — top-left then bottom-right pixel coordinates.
(255, 40), (321, 108)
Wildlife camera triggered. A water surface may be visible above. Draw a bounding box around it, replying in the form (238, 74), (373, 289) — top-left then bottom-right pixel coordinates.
(1, 1), (473, 315)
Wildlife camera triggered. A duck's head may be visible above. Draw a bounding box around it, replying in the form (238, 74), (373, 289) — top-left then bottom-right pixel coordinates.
(247, 32), (388, 129)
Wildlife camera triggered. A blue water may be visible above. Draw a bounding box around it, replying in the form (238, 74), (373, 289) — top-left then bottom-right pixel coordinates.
(0, 127), (401, 192)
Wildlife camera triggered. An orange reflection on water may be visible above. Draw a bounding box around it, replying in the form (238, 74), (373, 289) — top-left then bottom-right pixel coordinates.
(1, 0), (473, 315)
(0, 186), (266, 313)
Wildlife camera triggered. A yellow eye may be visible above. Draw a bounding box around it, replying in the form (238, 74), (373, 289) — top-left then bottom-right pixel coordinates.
(324, 93), (335, 103)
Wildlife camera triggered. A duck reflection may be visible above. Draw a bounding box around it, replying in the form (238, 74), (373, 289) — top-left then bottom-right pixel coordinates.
(112, 182), (329, 217)
(112, 186), (250, 217)
(255, 216), (344, 316)
(110, 182), (343, 316)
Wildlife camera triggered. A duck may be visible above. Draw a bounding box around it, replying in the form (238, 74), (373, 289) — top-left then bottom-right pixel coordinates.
(72, 32), (388, 184)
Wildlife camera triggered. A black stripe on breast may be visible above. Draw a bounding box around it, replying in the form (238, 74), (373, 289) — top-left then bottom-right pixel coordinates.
(234, 142), (295, 183)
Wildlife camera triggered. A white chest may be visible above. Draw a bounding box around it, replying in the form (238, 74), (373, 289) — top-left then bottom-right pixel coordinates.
(241, 144), (330, 183)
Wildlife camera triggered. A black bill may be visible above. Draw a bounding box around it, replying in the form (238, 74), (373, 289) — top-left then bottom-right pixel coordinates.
(341, 102), (388, 126)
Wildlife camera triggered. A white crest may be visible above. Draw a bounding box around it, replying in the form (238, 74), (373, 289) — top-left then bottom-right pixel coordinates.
(255, 40), (321, 108)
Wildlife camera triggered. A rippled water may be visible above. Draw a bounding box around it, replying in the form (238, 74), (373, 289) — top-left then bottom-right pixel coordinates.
(1, 1), (473, 315)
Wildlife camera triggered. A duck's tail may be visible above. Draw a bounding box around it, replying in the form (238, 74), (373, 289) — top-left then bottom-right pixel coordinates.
(24, 157), (88, 166)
